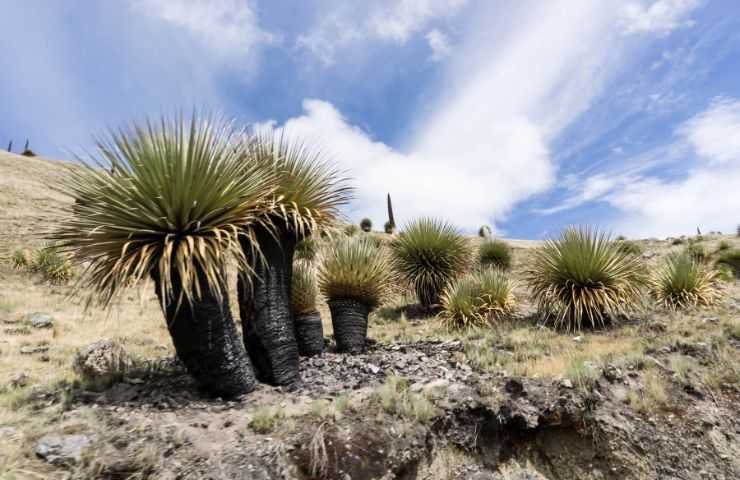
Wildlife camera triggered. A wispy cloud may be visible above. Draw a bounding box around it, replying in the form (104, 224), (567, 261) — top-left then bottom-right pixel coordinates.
(620, 0), (702, 35)
(370, 0), (467, 43)
(129, 0), (277, 59)
(425, 29), (452, 61)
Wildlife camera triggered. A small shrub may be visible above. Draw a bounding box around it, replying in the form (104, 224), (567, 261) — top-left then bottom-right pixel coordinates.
(384, 220), (395, 234)
(615, 235), (627, 241)
(35, 246), (73, 285)
(671, 238), (685, 245)
(478, 225), (492, 238)
(478, 239), (512, 270)
(390, 218), (470, 306)
(616, 240), (643, 256)
(318, 236), (392, 308)
(440, 268), (515, 330)
(716, 248), (740, 277)
(11, 249), (28, 270)
(716, 265), (735, 282)
(716, 240), (732, 252)
(525, 227), (646, 331)
(651, 253), (721, 309)
(565, 357), (600, 391)
(686, 243), (708, 263)
(295, 237), (318, 262)
(291, 260), (318, 315)
(249, 406), (285, 433)
(626, 371), (669, 414)
(360, 218), (373, 232)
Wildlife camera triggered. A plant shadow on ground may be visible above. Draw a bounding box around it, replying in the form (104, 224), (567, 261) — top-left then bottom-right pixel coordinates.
(374, 302), (442, 322)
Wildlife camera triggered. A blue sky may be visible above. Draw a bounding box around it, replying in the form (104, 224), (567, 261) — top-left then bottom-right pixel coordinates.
(2, 0), (740, 239)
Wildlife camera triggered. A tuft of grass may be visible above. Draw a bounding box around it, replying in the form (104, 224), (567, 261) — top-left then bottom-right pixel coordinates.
(377, 375), (434, 423)
(318, 236), (392, 308)
(291, 260), (318, 315)
(716, 240), (732, 252)
(249, 406), (286, 433)
(715, 248), (740, 277)
(344, 224), (359, 236)
(440, 268), (515, 330)
(295, 237), (318, 262)
(651, 253), (721, 309)
(360, 218), (372, 232)
(332, 394), (351, 420)
(478, 239), (512, 270)
(626, 371), (669, 414)
(615, 240), (644, 256)
(390, 218), (470, 307)
(525, 226), (646, 331)
(565, 357), (600, 391)
(10, 249), (29, 270)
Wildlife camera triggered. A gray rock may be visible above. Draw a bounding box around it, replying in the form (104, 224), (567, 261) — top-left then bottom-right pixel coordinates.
(560, 378), (574, 389)
(20, 345), (49, 355)
(35, 434), (96, 465)
(28, 313), (53, 329)
(73, 339), (131, 380)
(0, 426), (17, 436)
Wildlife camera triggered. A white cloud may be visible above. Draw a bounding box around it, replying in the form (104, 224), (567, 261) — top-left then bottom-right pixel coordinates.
(129, 0), (276, 58)
(371, 0), (467, 43)
(425, 29), (452, 61)
(620, 0), (701, 35)
(555, 98), (740, 237)
(295, 0), (467, 65)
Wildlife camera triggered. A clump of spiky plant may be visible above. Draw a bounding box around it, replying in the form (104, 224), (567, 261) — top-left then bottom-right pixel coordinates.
(651, 253), (721, 309)
(478, 225), (492, 238)
(686, 242), (708, 263)
(49, 113), (270, 397)
(478, 239), (512, 270)
(11, 249), (29, 270)
(238, 131), (352, 384)
(616, 240), (644, 256)
(33, 244), (73, 285)
(384, 220), (395, 235)
(716, 248), (740, 277)
(360, 218), (372, 232)
(319, 237), (392, 353)
(440, 268), (515, 330)
(390, 218), (470, 307)
(525, 227), (646, 331)
(295, 237), (318, 262)
(319, 237), (391, 309)
(291, 260), (318, 315)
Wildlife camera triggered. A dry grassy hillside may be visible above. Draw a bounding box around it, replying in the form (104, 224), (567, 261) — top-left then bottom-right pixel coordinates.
(1, 153), (739, 479)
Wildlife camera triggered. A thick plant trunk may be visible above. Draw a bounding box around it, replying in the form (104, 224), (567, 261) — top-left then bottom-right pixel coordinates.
(152, 268), (256, 398)
(329, 298), (370, 354)
(294, 310), (324, 357)
(238, 226), (300, 386)
(416, 286), (440, 308)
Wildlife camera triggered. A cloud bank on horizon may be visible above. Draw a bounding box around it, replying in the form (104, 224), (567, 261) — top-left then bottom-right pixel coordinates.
(1, 0), (738, 239)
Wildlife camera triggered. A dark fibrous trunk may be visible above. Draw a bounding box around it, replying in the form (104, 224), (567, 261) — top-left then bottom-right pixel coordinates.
(294, 310), (325, 357)
(152, 268), (256, 398)
(329, 298), (370, 354)
(417, 286), (440, 308)
(239, 226), (300, 386)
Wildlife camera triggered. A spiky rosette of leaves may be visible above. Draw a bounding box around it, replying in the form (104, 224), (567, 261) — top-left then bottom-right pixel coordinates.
(318, 236), (392, 308)
(246, 131), (353, 239)
(440, 268), (515, 330)
(478, 239), (512, 270)
(50, 113), (274, 306)
(390, 218), (470, 306)
(525, 226), (646, 331)
(291, 260), (318, 314)
(652, 253), (721, 309)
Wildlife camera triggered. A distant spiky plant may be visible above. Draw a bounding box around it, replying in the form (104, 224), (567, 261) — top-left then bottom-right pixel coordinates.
(686, 243), (708, 263)
(525, 227), (646, 331)
(616, 240), (644, 256)
(478, 239), (512, 270)
(716, 248), (740, 277)
(478, 225), (492, 238)
(390, 218), (470, 307)
(386, 193), (396, 232)
(11, 249), (28, 270)
(49, 113), (270, 396)
(441, 268), (515, 330)
(318, 236), (391, 308)
(717, 240), (732, 252)
(737, 225), (740, 237)
(384, 220), (395, 234)
(295, 237), (318, 262)
(34, 244), (73, 285)
(652, 253), (721, 309)
(344, 224), (359, 236)
(291, 260), (318, 315)
(360, 217), (372, 232)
